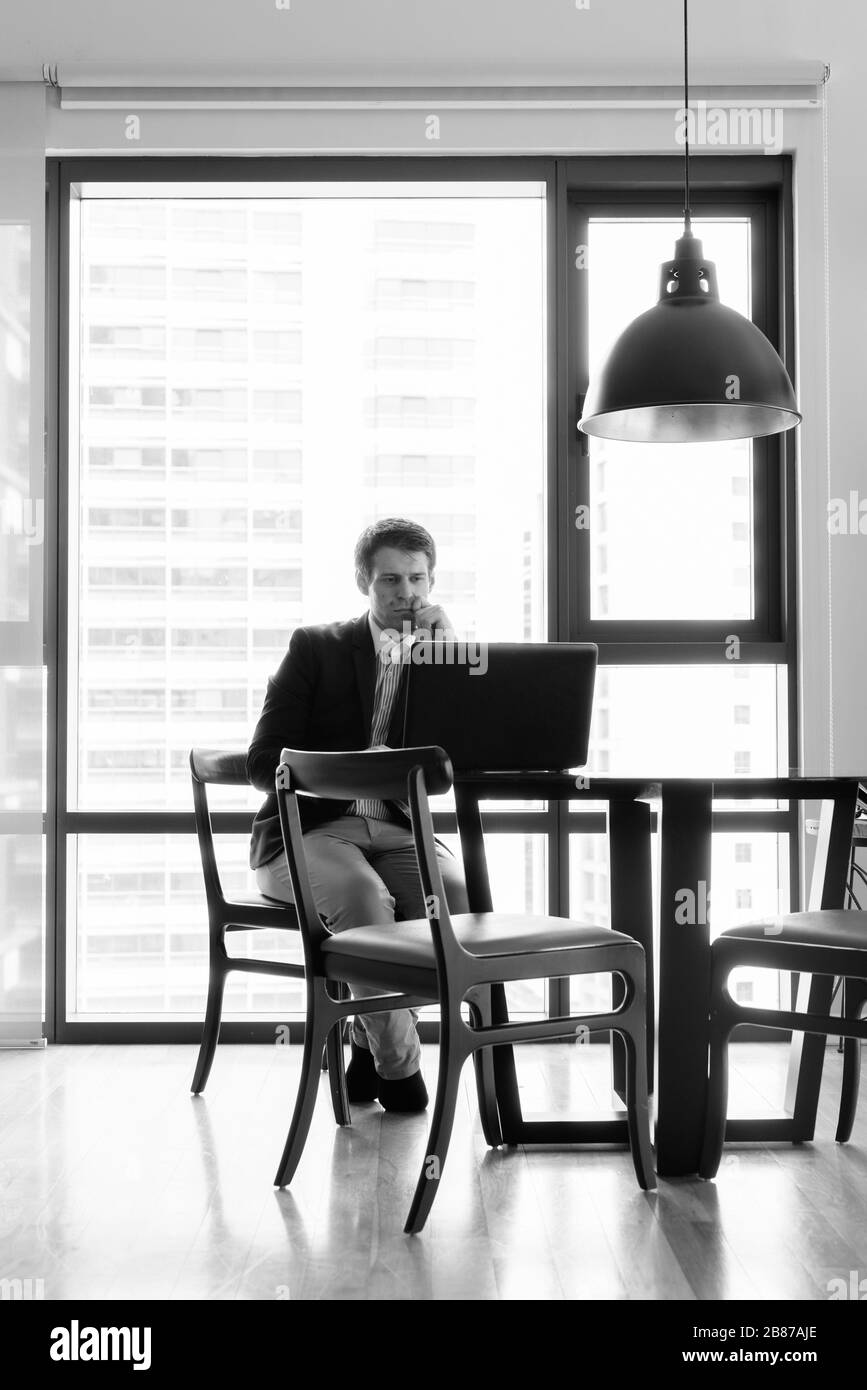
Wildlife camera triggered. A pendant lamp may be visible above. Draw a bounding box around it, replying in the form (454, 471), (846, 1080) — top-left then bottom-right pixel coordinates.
(578, 1), (801, 444)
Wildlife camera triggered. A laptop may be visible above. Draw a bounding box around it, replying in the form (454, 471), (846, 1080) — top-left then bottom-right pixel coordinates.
(399, 641), (598, 772)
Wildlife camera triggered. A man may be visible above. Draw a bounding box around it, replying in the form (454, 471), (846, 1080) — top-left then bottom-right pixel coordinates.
(246, 517), (469, 1113)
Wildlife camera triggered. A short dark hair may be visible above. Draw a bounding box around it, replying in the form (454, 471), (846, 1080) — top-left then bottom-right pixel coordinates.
(354, 517), (436, 586)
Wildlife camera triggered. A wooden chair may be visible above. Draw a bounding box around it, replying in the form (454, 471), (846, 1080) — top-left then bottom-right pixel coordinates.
(273, 744), (656, 1235)
(699, 910), (867, 1177)
(189, 747), (349, 1124)
(837, 798), (867, 1108)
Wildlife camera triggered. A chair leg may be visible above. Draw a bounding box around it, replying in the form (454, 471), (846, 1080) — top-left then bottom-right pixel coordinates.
(466, 986), (503, 1148)
(617, 1012), (657, 1191)
(836, 977), (867, 1143)
(274, 991), (333, 1187)
(404, 1015), (467, 1235)
(325, 1021), (351, 1127)
(191, 955), (227, 1095)
(699, 1007), (732, 1180)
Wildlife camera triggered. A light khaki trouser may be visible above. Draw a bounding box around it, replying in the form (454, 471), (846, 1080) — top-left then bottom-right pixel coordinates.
(255, 814), (469, 1081)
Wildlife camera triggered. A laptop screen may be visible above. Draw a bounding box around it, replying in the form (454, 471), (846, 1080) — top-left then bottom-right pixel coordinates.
(400, 642), (598, 772)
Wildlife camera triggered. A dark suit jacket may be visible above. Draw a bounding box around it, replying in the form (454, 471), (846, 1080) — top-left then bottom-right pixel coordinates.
(246, 613), (411, 868)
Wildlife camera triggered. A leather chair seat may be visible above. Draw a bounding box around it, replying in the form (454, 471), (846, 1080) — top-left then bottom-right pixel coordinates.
(225, 892), (297, 911)
(322, 912), (636, 992)
(720, 910), (867, 949)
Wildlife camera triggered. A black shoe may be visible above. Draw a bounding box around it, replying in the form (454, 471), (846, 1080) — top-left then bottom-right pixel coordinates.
(377, 1070), (429, 1113)
(345, 1038), (379, 1103)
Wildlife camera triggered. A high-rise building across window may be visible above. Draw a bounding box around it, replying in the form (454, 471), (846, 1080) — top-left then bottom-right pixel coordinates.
(66, 185), (547, 1019)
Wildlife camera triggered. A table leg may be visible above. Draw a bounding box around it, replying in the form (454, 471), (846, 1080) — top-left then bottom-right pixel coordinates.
(608, 799), (655, 1100)
(455, 787), (505, 1143)
(655, 781), (713, 1177)
(455, 785), (631, 1147)
(454, 787), (495, 915)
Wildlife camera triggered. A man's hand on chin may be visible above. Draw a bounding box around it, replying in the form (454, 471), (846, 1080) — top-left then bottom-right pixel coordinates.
(409, 597), (456, 641)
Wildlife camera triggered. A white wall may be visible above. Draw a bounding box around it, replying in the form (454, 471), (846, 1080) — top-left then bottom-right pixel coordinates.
(0, 0), (853, 88)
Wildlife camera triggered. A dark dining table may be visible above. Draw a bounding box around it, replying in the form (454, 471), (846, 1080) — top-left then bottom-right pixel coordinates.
(452, 772), (863, 1178)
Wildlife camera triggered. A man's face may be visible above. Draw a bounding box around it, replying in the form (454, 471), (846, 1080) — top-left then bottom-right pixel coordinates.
(358, 547), (433, 631)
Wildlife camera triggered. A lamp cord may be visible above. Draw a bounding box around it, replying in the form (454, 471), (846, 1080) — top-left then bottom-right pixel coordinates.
(683, 0), (691, 232)
(821, 69), (834, 775)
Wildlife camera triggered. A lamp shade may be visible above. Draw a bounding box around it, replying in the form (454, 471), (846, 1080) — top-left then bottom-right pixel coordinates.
(578, 232), (801, 444)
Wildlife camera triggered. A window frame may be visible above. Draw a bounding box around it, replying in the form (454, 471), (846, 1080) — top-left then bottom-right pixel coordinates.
(45, 154), (799, 1042)
(559, 158), (795, 672)
(568, 196), (781, 650)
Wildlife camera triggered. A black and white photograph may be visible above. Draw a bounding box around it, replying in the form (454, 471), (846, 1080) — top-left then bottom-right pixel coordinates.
(1, 0), (866, 1349)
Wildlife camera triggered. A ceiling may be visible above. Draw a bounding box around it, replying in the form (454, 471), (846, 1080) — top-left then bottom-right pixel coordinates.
(0, 1), (847, 87)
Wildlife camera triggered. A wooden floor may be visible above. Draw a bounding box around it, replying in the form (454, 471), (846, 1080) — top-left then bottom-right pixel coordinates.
(0, 1039), (865, 1301)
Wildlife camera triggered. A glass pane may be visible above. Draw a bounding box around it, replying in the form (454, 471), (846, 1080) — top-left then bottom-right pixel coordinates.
(587, 217), (753, 621)
(429, 833), (548, 1017)
(584, 664), (785, 786)
(0, 668), (45, 1042)
(567, 831), (616, 1017)
(0, 87), (46, 1049)
(68, 835), (304, 1019)
(0, 224), (33, 621)
(713, 832), (791, 1016)
(70, 186), (546, 811)
(568, 830), (789, 1016)
(68, 831), (548, 1023)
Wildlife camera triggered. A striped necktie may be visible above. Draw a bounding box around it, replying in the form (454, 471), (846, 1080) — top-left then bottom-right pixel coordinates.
(352, 628), (415, 820)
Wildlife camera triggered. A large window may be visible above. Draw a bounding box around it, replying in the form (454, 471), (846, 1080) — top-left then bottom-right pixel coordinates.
(566, 180), (793, 1013)
(51, 158), (796, 1036)
(59, 171), (548, 1024)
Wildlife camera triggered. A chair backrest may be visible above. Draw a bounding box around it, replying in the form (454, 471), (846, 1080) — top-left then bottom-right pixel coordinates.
(275, 746), (469, 976)
(190, 747), (250, 907)
(279, 745), (452, 802)
(190, 749), (250, 785)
